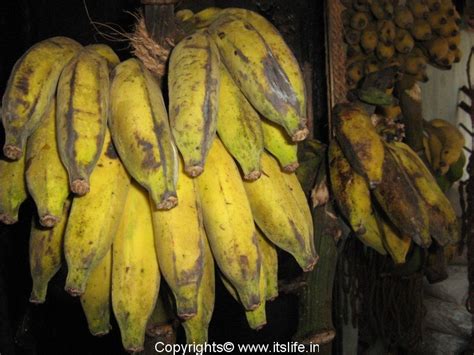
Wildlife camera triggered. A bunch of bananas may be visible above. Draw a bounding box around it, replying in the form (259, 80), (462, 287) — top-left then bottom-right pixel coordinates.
(342, 0), (462, 88)
(0, 7), (316, 352)
(329, 103), (459, 264)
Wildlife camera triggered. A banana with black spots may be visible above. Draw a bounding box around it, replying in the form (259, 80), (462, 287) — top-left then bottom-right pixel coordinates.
(0, 153), (27, 224)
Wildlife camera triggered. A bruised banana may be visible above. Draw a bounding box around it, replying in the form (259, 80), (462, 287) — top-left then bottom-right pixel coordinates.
(0, 151), (27, 224)
(181, 234), (215, 344)
(2, 37), (81, 160)
(151, 159), (205, 320)
(209, 15), (308, 142)
(328, 140), (386, 255)
(389, 141), (459, 246)
(333, 103), (384, 188)
(56, 49), (109, 195)
(197, 138), (262, 311)
(217, 64), (263, 180)
(257, 227), (279, 301)
(112, 182), (160, 353)
(373, 146), (431, 248)
(168, 30), (220, 177)
(244, 151), (317, 271)
(26, 99), (69, 227)
(80, 248), (112, 336)
(29, 200), (71, 304)
(64, 130), (130, 296)
(110, 58), (177, 209)
(262, 117), (299, 172)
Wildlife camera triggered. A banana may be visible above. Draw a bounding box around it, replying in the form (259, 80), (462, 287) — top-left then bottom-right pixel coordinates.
(176, 9), (195, 22)
(64, 130), (130, 296)
(256, 226), (279, 301)
(181, 235), (215, 344)
(0, 151), (27, 224)
(377, 20), (396, 44)
(388, 141), (459, 246)
(29, 200), (71, 304)
(25, 98), (69, 227)
(168, 30), (220, 177)
(217, 64), (264, 180)
(408, 0), (430, 19)
(261, 117), (299, 172)
(328, 140), (386, 254)
(453, 47), (462, 63)
(85, 44), (120, 69)
(426, 0), (442, 11)
(394, 6), (415, 29)
(373, 145), (431, 248)
(351, 12), (370, 30)
(410, 19), (432, 41)
(436, 17), (459, 37)
(56, 49), (109, 195)
(110, 58), (177, 208)
(423, 134), (432, 165)
(360, 29), (378, 54)
(243, 151), (317, 271)
(403, 54), (427, 76)
(395, 29), (415, 54)
(151, 159), (205, 320)
(427, 11), (448, 32)
(209, 14), (308, 142)
(80, 248), (112, 336)
(346, 60), (365, 85)
(344, 28), (361, 46)
(188, 7), (222, 29)
(197, 138), (262, 310)
(364, 56), (380, 75)
(425, 127), (443, 172)
(1, 37), (81, 160)
(332, 103), (384, 188)
(369, 1), (386, 20)
(376, 213), (412, 264)
(146, 293), (174, 337)
(424, 37), (450, 62)
(376, 42), (395, 62)
(447, 33), (460, 50)
(112, 182), (160, 353)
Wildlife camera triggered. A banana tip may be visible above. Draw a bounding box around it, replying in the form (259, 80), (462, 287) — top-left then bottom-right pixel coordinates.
(156, 196), (178, 210)
(71, 179), (90, 196)
(64, 286), (84, 297)
(178, 311), (197, 320)
(0, 213), (17, 225)
(292, 128), (309, 142)
(40, 215), (59, 228)
(91, 329), (111, 337)
(186, 165), (204, 177)
(29, 297), (45, 305)
(302, 256), (319, 272)
(125, 346), (145, 354)
(283, 162), (299, 173)
(252, 322), (267, 331)
(3, 144), (22, 160)
(244, 171), (262, 181)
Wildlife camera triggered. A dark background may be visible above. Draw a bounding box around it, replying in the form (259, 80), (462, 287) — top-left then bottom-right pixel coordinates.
(0, 1), (327, 354)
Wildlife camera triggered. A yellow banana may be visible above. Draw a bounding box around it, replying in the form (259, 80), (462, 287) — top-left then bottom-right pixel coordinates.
(328, 140), (386, 255)
(243, 151), (318, 271)
(188, 7), (222, 29)
(217, 64), (264, 180)
(377, 214), (412, 264)
(176, 9), (194, 22)
(64, 130), (130, 296)
(80, 248), (112, 336)
(197, 138), (262, 311)
(56, 49), (109, 195)
(151, 159), (205, 320)
(85, 44), (120, 69)
(181, 235), (215, 344)
(333, 103), (384, 188)
(25, 98), (69, 227)
(209, 14), (308, 142)
(0, 152), (27, 224)
(112, 182), (160, 353)
(256, 227), (279, 301)
(1, 37), (81, 160)
(394, 6), (415, 29)
(168, 30), (220, 177)
(110, 58), (177, 209)
(262, 117), (299, 172)
(29, 200), (71, 303)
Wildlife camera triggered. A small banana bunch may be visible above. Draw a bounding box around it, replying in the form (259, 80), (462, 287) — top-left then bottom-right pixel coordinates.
(342, 0), (462, 89)
(1, 6), (316, 352)
(329, 103), (459, 264)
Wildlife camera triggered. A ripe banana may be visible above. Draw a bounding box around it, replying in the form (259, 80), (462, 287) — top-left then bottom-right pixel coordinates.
(361, 29), (378, 54)
(197, 138), (262, 311)
(80, 248), (112, 336)
(408, 0), (429, 19)
(256, 227), (279, 301)
(209, 14), (308, 142)
(168, 30), (220, 177)
(377, 20), (396, 45)
(333, 103), (385, 188)
(0, 153), (27, 224)
(151, 159), (205, 320)
(56, 49), (109, 195)
(64, 130), (130, 296)
(25, 99), (69, 227)
(394, 6), (415, 29)
(176, 9), (195, 22)
(351, 12), (370, 30)
(187, 7), (222, 29)
(29, 200), (71, 303)
(110, 58), (177, 209)
(217, 64), (264, 180)
(376, 213), (411, 264)
(328, 140), (386, 255)
(112, 182), (160, 353)
(85, 44), (120, 69)
(410, 19), (432, 41)
(1, 37), (81, 160)
(261, 117), (299, 172)
(395, 29), (415, 54)
(243, 151), (317, 271)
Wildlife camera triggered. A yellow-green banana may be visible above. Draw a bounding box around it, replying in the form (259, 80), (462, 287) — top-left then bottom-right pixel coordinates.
(197, 138), (262, 311)
(0, 152), (27, 224)
(64, 130), (130, 296)
(217, 64), (263, 180)
(29, 200), (71, 303)
(168, 30), (220, 177)
(80, 248), (112, 336)
(56, 49), (109, 195)
(377, 214), (412, 264)
(2, 37), (81, 160)
(85, 44), (120, 69)
(262, 117), (299, 172)
(25, 98), (69, 227)
(112, 182), (160, 353)
(109, 58), (177, 209)
(243, 151), (317, 271)
(151, 159), (205, 320)
(257, 227), (278, 301)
